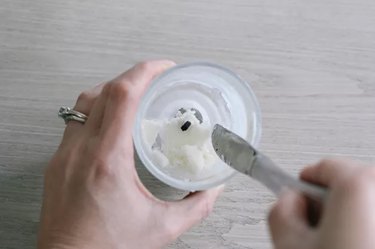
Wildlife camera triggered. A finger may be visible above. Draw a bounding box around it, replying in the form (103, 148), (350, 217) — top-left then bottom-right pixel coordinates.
(73, 83), (106, 116)
(63, 83), (105, 137)
(163, 185), (224, 239)
(84, 82), (111, 134)
(300, 158), (359, 187)
(100, 60), (175, 145)
(268, 190), (312, 248)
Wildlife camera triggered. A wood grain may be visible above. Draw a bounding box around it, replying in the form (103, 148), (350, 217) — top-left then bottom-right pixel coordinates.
(1, 0), (375, 248)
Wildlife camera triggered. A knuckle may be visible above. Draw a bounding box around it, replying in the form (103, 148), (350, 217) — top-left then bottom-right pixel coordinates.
(101, 82), (112, 96)
(162, 223), (178, 242)
(94, 162), (115, 180)
(338, 169), (375, 194)
(109, 81), (134, 100)
(92, 156), (117, 182)
(87, 149), (114, 180)
(77, 91), (92, 103)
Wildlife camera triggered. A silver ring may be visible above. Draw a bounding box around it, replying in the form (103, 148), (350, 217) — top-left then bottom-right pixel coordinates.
(58, 106), (88, 124)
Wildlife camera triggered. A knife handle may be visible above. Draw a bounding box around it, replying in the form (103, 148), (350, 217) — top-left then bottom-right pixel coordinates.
(250, 153), (327, 201)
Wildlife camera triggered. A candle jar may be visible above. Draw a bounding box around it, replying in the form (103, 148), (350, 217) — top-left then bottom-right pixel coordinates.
(133, 62), (262, 191)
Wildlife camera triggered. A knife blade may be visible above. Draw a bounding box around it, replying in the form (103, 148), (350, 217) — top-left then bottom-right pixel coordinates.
(212, 124), (327, 201)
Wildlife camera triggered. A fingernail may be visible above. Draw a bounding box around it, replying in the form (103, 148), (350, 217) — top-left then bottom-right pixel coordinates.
(161, 60), (176, 69)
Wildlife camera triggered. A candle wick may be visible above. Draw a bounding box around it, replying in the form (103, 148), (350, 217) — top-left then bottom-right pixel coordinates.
(181, 121), (192, 131)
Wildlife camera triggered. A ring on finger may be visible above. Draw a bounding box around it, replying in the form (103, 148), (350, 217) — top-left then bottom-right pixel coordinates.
(58, 106), (88, 124)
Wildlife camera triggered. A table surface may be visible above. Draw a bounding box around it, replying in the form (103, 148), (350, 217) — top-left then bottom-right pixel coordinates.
(1, 0), (375, 248)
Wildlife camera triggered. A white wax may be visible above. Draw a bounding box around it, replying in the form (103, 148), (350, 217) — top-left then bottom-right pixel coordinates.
(142, 110), (218, 177)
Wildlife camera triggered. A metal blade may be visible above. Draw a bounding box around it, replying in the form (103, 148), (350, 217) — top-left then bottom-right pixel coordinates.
(211, 124), (257, 176)
(211, 124), (328, 201)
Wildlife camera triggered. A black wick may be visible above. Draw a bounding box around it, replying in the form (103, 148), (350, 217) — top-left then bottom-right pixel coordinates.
(181, 121), (192, 131)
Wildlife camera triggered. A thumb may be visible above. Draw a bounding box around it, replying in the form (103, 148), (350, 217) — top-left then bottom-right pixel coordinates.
(268, 190), (313, 249)
(164, 185), (224, 238)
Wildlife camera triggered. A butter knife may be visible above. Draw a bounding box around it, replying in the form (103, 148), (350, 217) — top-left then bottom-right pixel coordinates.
(212, 124), (327, 201)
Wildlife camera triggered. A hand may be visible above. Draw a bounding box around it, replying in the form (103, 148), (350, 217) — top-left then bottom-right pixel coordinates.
(38, 60), (224, 249)
(268, 158), (375, 249)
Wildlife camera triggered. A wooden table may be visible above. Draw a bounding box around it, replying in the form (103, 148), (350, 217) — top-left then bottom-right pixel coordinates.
(1, 0), (374, 248)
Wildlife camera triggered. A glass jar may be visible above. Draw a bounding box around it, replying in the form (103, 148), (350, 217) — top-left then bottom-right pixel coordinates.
(133, 62), (262, 191)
